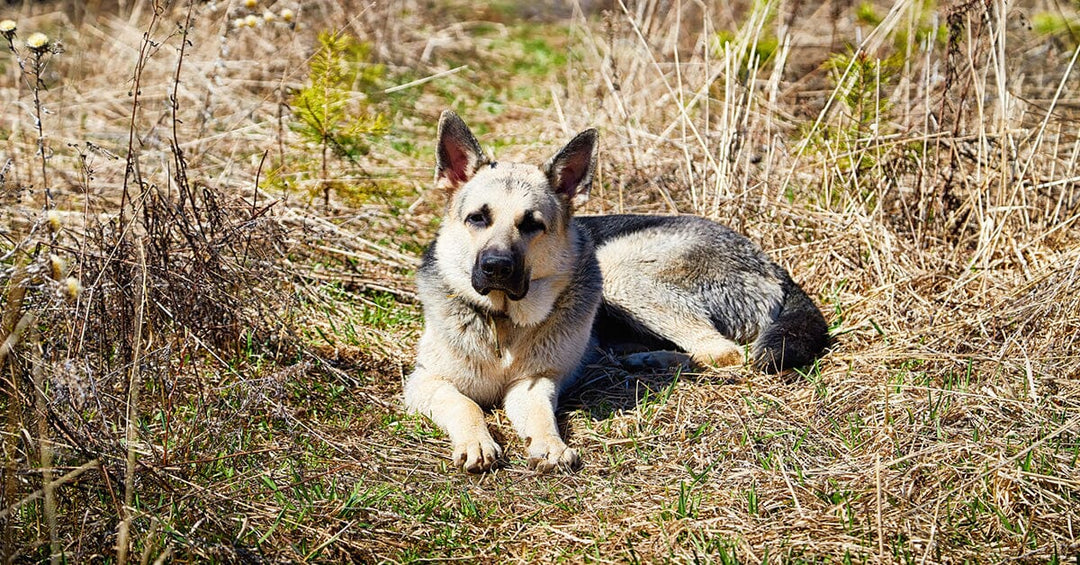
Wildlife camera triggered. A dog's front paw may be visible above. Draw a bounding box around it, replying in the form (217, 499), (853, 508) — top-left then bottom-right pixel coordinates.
(525, 436), (579, 473)
(452, 437), (503, 473)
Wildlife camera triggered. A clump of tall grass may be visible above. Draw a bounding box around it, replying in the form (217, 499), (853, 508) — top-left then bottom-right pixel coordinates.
(1, 4), (293, 562)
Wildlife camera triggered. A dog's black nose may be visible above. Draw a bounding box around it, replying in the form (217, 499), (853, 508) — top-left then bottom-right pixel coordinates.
(473, 248), (529, 300)
(479, 252), (514, 279)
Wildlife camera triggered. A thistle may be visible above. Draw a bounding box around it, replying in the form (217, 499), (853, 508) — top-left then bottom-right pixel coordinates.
(0, 19), (15, 44)
(26, 32), (49, 52)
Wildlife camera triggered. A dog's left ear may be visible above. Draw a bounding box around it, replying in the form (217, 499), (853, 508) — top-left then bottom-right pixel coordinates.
(436, 110), (488, 192)
(545, 129), (597, 204)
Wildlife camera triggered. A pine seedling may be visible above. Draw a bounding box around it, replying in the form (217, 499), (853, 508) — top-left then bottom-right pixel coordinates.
(290, 31), (387, 208)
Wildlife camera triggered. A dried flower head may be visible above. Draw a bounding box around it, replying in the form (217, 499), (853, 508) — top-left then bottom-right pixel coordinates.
(0, 19), (16, 38)
(26, 31), (48, 51)
(244, 0), (257, 8)
(263, 11), (276, 22)
(63, 276), (82, 299)
(280, 9), (295, 23)
(50, 254), (66, 279)
(47, 209), (61, 232)
(244, 14), (259, 28)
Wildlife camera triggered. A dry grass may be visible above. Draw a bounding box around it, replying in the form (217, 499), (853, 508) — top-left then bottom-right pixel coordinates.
(1, 0), (1079, 562)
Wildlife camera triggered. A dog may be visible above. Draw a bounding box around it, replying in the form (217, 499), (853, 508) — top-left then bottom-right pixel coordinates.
(404, 110), (829, 473)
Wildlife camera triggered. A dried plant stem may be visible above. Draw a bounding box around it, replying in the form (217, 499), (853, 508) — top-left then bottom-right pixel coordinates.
(0, 274), (29, 563)
(120, 4), (166, 227)
(169, 1), (195, 202)
(116, 239), (148, 565)
(875, 453), (883, 561)
(616, 0), (720, 184)
(30, 51), (51, 214)
(30, 326), (58, 564)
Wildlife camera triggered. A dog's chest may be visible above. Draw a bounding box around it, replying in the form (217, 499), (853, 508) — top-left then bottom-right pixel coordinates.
(443, 314), (535, 405)
(473, 314), (525, 367)
(466, 311), (568, 379)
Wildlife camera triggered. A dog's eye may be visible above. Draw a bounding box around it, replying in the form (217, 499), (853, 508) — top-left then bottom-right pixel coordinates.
(465, 211), (490, 229)
(518, 215), (546, 235)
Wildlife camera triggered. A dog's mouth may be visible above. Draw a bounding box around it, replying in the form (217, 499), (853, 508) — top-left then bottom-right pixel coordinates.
(472, 277), (530, 301)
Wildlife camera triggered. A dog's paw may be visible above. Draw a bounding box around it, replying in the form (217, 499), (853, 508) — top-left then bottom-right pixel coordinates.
(525, 436), (580, 473)
(692, 348), (743, 367)
(452, 438), (503, 473)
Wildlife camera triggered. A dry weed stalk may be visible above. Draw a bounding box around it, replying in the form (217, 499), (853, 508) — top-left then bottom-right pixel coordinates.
(115, 238), (146, 565)
(29, 326), (58, 565)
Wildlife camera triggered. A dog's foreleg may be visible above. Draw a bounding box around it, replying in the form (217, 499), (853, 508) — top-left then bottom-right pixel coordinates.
(503, 377), (579, 472)
(404, 375), (502, 473)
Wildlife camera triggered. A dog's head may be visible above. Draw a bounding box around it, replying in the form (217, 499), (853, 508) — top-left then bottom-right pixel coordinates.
(433, 110), (597, 305)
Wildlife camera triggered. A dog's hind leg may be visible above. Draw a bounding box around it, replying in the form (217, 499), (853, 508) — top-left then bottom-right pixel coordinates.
(404, 374), (503, 473)
(503, 376), (579, 472)
(596, 242), (746, 370)
(602, 280), (744, 369)
(681, 329), (745, 367)
(620, 314), (745, 369)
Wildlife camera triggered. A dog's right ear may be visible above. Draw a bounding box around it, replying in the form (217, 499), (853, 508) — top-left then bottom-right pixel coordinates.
(545, 128), (598, 205)
(436, 110), (488, 192)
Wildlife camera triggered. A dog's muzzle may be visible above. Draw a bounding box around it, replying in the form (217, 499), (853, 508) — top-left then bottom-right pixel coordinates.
(472, 248), (529, 300)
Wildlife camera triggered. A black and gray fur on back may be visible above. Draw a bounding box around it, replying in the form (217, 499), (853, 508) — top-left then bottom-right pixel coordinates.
(575, 214), (829, 373)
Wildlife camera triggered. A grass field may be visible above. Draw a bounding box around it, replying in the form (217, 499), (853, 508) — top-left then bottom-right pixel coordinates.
(2, 0), (1079, 562)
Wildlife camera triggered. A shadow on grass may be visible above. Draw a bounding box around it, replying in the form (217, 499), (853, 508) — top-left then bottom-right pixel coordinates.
(559, 350), (748, 422)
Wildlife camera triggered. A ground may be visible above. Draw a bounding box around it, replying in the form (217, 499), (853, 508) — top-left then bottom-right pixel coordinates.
(1, 0), (1078, 563)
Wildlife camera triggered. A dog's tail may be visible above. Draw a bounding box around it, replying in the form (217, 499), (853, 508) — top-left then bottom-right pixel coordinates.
(752, 278), (830, 373)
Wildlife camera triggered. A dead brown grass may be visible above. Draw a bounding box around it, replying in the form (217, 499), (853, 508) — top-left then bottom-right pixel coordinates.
(1, 0), (1078, 562)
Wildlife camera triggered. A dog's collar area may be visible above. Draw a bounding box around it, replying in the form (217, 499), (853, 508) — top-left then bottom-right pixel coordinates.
(487, 313), (502, 358)
(463, 302), (507, 358)
(466, 300), (510, 321)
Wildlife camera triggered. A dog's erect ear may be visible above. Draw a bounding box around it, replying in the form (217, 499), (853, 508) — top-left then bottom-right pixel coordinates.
(544, 129), (597, 204)
(436, 110), (488, 192)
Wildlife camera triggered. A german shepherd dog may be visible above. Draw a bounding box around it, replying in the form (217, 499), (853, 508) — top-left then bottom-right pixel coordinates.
(404, 111), (829, 473)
